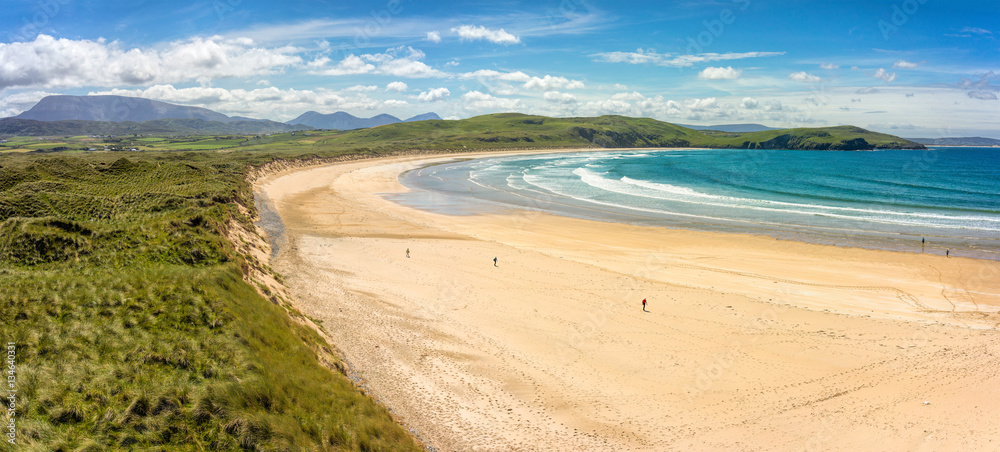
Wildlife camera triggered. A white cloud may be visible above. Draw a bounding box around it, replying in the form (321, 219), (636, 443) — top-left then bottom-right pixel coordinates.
(873, 68), (897, 82)
(313, 46), (447, 79)
(591, 49), (784, 68)
(523, 75), (585, 90)
(968, 91), (997, 100)
(856, 87), (881, 94)
(742, 97), (760, 109)
(386, 81), (408, 92)
(426, 31), (442, 43)
(613, 83), (628, 90)
(893, 59), (918, 69)
(416, 87), (450, 102)
(459, 69), (531, 82)
(345, 85), (377, 92)
(0, 90), (56, 117)
(698, 66), (741, 80)
(461, 90), (521, 110)
(820, 63), (839, 70)
(959, 27), (992, 35)
(788, 71), (822, 82)
(321, 54), (374, 76)
(0, 34), (302, 90)
(543, 91), (578, 104)
(452, 25), (521, 45)
(686, 97), (718, 111)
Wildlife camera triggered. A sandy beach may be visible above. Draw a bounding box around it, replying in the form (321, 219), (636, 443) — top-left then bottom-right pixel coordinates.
(256, 150), (1000, 451)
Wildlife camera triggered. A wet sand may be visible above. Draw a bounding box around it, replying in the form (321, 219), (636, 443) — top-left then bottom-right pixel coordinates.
(256, 151), (1000, 451)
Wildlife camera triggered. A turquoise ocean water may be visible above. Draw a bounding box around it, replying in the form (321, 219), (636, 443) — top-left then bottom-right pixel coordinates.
(393, 148), (1000, 260)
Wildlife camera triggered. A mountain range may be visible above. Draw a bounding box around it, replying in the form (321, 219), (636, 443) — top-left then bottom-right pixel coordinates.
(287, 111), (442, 130)
(4, 95), (443, 135)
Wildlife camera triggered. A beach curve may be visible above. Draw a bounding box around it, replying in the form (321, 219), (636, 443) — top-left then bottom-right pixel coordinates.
(255, 150), (1000, 451)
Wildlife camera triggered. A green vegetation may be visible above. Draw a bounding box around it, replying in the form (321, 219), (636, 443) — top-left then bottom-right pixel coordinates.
(3, 113), (924, 152)
(0, 117), (305, 137)
(234, 114), (922, 151)
(0, 113), (925, 450)
(1, 150), (420, 451)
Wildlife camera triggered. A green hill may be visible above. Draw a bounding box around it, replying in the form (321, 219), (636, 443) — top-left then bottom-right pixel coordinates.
(3, 113), (924, 151)
(298, 113), (924, 152)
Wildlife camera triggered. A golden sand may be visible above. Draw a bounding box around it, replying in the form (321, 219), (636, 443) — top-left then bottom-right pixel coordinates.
(257, 151), (1000, 451)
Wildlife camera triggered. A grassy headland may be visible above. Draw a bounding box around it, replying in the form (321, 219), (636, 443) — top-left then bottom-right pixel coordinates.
(1, 113), (925, 449)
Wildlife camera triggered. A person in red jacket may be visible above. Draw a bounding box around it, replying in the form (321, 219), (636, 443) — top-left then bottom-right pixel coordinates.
(642, 298), (647, 312)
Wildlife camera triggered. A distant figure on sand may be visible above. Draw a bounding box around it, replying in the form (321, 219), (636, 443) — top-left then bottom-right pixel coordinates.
(642, 298), (647, 312)
(406, 248), (410, 258)
(493, 257), (498, 267)
(946, 250), (949, 257)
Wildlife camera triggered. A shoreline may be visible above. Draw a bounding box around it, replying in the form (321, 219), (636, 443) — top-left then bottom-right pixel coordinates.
(256, 149), (1000, 450)
(393, 148), (999, 262)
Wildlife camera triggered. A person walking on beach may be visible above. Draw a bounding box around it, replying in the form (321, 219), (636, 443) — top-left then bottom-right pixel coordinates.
(642, 298), (647, 312)
(493, 257), (498, 267)
(406, 248), (410, 258)
(946, 250), (949, 257)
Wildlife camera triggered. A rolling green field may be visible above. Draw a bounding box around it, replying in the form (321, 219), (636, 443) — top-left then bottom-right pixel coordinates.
(1, 113), (925, 450)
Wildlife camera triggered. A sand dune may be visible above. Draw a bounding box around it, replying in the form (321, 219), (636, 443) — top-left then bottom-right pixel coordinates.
(257, 151), (1000, 451)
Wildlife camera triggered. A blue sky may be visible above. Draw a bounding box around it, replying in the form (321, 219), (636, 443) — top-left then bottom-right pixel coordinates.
(1, 0), (998, 137)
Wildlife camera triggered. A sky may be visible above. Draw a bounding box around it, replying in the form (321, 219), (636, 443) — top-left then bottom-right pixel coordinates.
(1, 0), (998, 137)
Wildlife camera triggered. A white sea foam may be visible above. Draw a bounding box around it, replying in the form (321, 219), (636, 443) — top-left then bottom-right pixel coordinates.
(568, 167), (1000, 231)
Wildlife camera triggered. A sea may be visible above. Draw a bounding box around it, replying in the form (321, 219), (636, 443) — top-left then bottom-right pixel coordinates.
(392, 147), (1000, 260)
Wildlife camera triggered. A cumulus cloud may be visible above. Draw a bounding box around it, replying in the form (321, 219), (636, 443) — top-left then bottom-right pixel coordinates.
(0, 90), (56, 117)
(873, 68), (897, 82)
(452, 25), (521, 44)
(459, 69), (531, 82)
(741, 97), (760, 109)
(461, 90), (521, 110)
(523, 75), (584, 90)
(820, 63), (839, 70)
(893, 60), (919, 69)
(788, 71), (822, 83)
(320, 54), (374, 75)
(0, 34), (301, 90)
(698, 66), (741, 80)
(416, 87), (450, 102)
(686, 97), (718, 111)
(460, 70), (583, 90)
(591, 49), (784, 68)
(426, 31), (442, 43)
(543, 91), (578, 104)
(385, 81), (408, 92)
(312, 46), (447, 78)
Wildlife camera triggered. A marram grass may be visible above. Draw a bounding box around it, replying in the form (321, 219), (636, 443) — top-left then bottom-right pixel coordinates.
(1, 150), (420, 451)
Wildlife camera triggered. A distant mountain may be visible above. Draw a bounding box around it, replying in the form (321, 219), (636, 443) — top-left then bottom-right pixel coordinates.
(0, 117), (307, 136)
(404, 112), (442, 122)
(15, 95), (237, 123)
(287, 111), (441, 130)
(907, 137), (1000, 146)
(676, 123), (779, 132)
